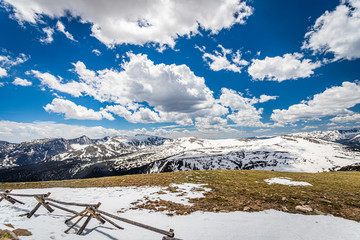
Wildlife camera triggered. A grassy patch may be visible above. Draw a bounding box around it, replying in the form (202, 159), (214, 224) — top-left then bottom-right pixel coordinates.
(1, 170), (360, 221)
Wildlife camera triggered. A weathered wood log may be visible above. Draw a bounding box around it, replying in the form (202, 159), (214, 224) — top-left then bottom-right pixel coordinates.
(27, 203), (42, 218)
(0, 193), (16, 204)
(0, 192), (24, 205)
(19, 213), (29, 217)
(65, 209), (87, 224)
(98, 214), (124, 230)
(34, 194), (54, 213)
(9, 196), (25, 205)
(96, 209), (175, 237)
(65, 211), (89, 234)
(0, 189), (11, 202)
(27, 193), (53, 218)
(47, 202), (79, 215)
(162, 236), (183, 240)
(45, 198), (98, 207)
(87, 206), (105, 224)
(76, 203), (101, 235)
(7, 193), (48, 198)
(77, 213), (93, 235)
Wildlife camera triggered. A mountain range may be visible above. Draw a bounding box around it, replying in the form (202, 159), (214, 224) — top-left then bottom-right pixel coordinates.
(0, 129), (359, 182)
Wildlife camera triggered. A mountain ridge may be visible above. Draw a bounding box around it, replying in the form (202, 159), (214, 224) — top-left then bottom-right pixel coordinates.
(0, 129), (359, 182)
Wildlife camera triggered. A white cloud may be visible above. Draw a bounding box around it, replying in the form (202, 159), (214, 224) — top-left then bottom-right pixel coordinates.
(258, 94), (278, 103)
(31, 52), (223, 125)
(327, 125), (348, 130)
(44, 98), (114, 120)
(2, 0), (253, 48)
(194, 116), (228, 130)
(0, 120), (123, 143)
(219, 88), (267, 127)
(253, 128), (271, 133)
(56, 21), (76, 41)
(0, 120), (249, 143)
(201, 45), (249, 73)
(331, 113), (360, 123)
(248, 53), (321, 82)
(0, 53), (29, 67)
(0, 82), (4, 87)
(29, 52), (273, 128)
(73, 52), (216, 112)
(92, 49), (101, 56)
(302, 0), (360, 60)
(0, 67), (7, 77)
(29, 70), (87, 97)
(40, 27), (54, 44)
(0, 53), (29, 78)
(12, 77), (32, 86)
(271, 81), (360, 124)
(302, 125), (318, 130)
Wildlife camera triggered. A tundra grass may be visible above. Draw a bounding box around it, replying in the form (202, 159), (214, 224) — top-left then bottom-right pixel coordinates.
(1, 170), (360, 222)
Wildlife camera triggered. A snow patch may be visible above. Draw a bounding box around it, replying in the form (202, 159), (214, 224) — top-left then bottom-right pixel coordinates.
(264, 177), (312, 186)
(70, 144), (89, 150)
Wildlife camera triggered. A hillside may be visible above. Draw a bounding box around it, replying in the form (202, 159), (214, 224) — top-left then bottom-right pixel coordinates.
(0, 129), (360, 182)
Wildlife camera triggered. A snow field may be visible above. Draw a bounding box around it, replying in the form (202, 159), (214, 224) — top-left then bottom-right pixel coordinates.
(0, 184), (360, 240)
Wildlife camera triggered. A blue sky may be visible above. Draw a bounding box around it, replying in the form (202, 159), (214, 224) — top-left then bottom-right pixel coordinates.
(0, 0), (360, 142)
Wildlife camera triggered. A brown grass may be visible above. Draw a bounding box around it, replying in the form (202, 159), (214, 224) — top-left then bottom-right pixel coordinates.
(1, 170), (360, 221)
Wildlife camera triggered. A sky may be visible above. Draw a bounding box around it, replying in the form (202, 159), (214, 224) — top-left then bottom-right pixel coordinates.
(0, 0), (360, 143)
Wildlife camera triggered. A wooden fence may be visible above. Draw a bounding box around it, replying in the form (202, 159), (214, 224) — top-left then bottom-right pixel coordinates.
(0, 189), (182, 240)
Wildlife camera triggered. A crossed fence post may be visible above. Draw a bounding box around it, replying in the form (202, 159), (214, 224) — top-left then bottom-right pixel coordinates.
(0, 189), (182, 239)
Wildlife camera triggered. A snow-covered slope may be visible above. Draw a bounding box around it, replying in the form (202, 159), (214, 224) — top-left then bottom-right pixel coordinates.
(51, 134), (170, 162)
(0, 130), (360, 182)
(146, 136), (360, 173)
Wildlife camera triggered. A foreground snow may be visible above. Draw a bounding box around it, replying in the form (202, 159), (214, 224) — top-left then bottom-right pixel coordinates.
(264, 177), (312, 186)
(0, 185), (359, 240)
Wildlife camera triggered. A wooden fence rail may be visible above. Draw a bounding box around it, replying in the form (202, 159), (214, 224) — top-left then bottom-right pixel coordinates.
(45, 197), (98, 207)
(0, 189), (182, 239)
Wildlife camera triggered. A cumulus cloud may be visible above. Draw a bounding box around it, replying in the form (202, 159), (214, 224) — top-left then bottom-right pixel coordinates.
(201, 44), (249, 73)
(56, 21), (76, 41)
(28, 70), (87, 97)
(271, 81), (360, 124)
(0, 53), (30, 78)
(258, 94), (278, 103)
(44, 98), (114, 120)
(303, 0), (360, 60)
(219, 88), (267, 127)
(331, 113), (360, 123)
(248, 53), (321, 82)
(74, 53), (215, 112)
(40, 27), (54, 44)
(29, 52), (273, 128)
(2, 0), (253, 48)
(0, 67), (7, 77)
(31, 52), (221, 124)
(12, 77), (32, 86)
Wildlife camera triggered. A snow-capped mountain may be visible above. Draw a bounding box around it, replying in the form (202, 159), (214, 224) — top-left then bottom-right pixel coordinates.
(292, 128), (360, 145)
(0, 129), (359, 182)
(146, 135), (360, 173)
